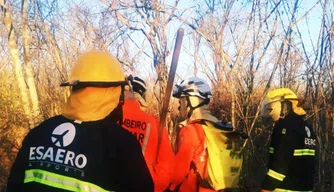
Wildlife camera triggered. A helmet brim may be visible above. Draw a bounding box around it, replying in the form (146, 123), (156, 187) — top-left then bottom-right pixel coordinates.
(60, 80), (128, 87)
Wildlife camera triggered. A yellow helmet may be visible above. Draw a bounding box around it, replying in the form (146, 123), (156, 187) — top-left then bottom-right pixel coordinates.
(263, 88), (298, 104)
(261, 88), (306, 119)
(61, 50), (126, 87)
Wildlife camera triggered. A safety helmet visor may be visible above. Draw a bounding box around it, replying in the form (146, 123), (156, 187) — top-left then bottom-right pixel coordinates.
(261, 101), (282, 121)
(172, 84), (185, 98)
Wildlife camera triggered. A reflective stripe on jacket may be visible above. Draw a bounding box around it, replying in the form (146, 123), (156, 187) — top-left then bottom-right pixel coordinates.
(24, 169), (112, 192)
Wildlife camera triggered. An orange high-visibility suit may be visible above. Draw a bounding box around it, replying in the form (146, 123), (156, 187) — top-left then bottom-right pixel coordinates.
(171, 121), (219, 192)
(122, 99), (174, 192)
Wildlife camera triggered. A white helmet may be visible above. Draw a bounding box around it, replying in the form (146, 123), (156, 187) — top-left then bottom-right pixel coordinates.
(128, 75), (147, 97)
(172, 77), (212, 100)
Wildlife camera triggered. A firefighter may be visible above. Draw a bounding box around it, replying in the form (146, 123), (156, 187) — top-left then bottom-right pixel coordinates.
(122, 75), (174, 192)
(127, 75), (149, 111)
(170, 77), (219, 192)
(260, 88), (316, 192)
(6, 51), (154, 192)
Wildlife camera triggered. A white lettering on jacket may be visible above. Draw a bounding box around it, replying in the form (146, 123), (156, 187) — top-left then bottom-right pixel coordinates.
(305, 138), (316, 146)
(29, 146), (87, 169)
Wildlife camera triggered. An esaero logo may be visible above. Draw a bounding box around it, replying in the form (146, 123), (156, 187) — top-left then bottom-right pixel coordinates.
(29, 123), (88, 169)
(52, 123), (76, 147)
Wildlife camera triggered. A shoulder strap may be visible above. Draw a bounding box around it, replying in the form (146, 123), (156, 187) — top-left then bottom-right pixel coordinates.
(190, 160), (214, 190)
(187, 121), (215, 190)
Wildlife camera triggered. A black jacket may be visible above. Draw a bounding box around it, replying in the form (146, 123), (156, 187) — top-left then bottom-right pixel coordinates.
(7, 115), (154, 192)
(261, 113), (316, 191)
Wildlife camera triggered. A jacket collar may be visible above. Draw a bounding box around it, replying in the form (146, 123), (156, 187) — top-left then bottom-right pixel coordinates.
(180, 106), (219, 127)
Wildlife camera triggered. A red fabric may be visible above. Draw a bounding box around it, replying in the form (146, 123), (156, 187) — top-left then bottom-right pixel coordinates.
(122, 100), (174, 192)
(171, 122), (217, 192)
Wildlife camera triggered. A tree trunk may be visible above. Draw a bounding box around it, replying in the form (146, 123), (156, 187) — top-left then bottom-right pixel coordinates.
(2, 1), (32, 125)
(22, 0), (41, 126)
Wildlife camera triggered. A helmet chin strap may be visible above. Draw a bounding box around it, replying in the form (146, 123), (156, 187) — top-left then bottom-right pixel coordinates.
(107, 85), (125, 125)
(118, 85), (125, 125)
(186, 96), (210, 118)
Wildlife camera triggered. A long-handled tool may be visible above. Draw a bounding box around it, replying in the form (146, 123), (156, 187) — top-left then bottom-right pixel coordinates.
(155, 28), (184, 164)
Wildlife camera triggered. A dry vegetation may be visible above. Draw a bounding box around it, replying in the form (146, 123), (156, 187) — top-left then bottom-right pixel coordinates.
(0, 0), (333, 191)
